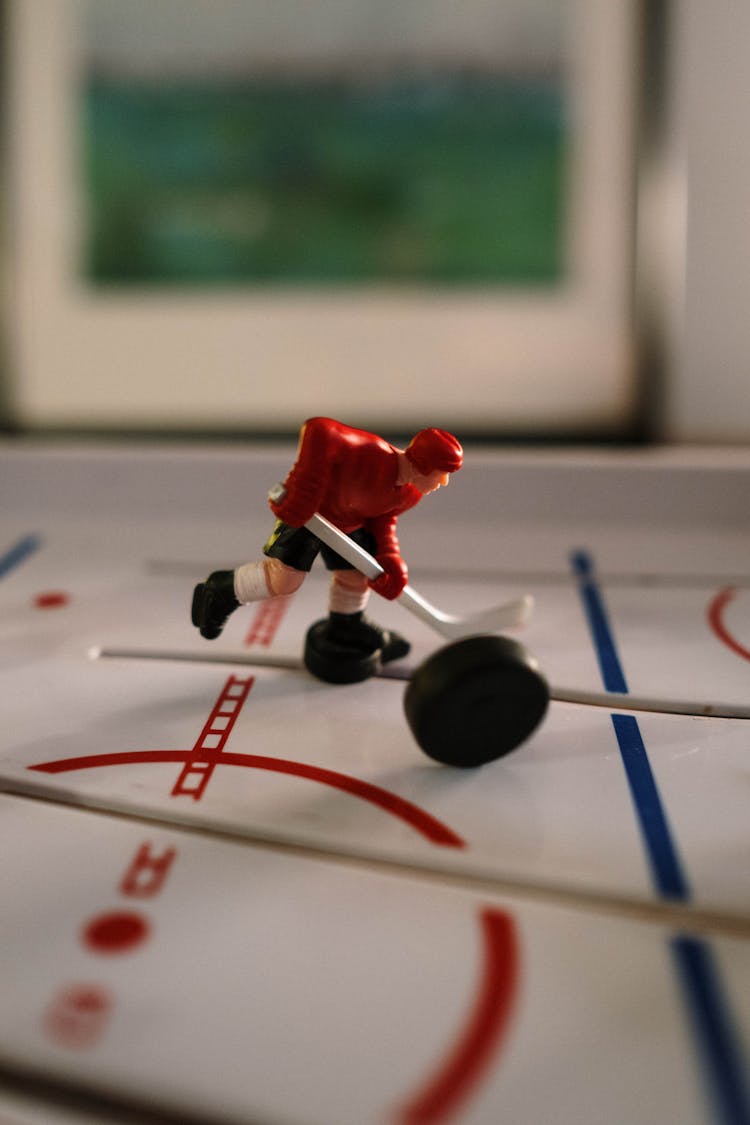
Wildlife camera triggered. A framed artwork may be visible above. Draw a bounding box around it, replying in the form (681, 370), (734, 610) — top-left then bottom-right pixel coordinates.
(7, 1), (638, 434)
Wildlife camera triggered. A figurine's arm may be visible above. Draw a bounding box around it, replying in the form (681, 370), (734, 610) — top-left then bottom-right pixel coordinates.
(366, 511), (408, 600)
(269, 418), (336, 527)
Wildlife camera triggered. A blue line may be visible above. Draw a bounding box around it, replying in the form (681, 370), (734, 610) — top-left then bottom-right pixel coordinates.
(0, 534), (41, 579)
(572, 548), (750, 1125)
(611, 714), (689, 900)
(570, 549), (628, 692)
(673, 938), (750, 1125)
(571, 549), (688, 897)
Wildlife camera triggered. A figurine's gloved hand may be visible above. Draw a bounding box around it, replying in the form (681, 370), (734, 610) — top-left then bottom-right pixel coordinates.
(369, 553), (408, 600)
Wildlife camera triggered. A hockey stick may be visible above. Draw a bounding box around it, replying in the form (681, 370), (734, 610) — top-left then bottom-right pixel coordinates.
(268, 486), (533, 640)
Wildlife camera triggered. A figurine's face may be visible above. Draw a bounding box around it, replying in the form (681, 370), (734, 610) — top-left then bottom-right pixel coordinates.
(414, 469), (450, 495)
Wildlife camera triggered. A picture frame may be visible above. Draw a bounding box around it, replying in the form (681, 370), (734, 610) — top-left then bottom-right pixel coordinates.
(6, 0), (638, 435)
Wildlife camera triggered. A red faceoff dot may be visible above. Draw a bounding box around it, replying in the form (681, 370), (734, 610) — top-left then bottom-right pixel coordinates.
(68, 984), (111, 1013)
(44, 984), (113, 1049)
(34, 591), (70, 609)
(82, 911), (150, 955)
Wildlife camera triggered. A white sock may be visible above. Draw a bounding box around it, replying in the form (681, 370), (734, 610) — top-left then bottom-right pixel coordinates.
(328, 579), (370, 616)
(234, 562), (270, 604)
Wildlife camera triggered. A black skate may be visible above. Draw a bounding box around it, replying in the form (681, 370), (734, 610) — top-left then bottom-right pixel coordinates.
(191, 571), (240, 640)
(304, 611), (410, 684)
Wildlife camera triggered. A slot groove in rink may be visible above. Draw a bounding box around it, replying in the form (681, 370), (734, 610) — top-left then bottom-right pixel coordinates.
(90, 646), (750, 719)
(2, 782), (749, 943)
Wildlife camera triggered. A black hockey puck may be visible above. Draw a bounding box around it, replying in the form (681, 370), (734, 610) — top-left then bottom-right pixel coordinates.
(404, 634), (549, 767)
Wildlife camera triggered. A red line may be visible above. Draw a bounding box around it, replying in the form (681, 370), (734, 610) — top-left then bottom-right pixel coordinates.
(707, 587), (750, 663)
(395, 909), (519, 1124)
(29, 751), (464, 848)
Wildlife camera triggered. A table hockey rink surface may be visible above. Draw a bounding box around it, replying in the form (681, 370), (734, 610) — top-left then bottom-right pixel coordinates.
(0, 442), (749, 1125)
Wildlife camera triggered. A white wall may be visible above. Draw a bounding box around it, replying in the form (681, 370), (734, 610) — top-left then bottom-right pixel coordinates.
(663, 1), (750, 443)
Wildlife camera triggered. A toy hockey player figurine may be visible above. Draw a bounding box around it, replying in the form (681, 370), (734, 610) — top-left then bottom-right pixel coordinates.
(191, 417), (463, 682)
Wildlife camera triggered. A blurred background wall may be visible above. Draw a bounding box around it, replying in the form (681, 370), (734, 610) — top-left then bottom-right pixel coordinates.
(0, 0), (748, 443)
(663, 1), (750, 443)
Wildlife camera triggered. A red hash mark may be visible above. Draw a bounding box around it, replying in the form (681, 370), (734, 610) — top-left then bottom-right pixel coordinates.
(395, 909), (520, 1125)
(120, 843), (177, 898)
(171, 675), (254, 799)
(244, 594), (293, 647)
(707, 587), (750, 663)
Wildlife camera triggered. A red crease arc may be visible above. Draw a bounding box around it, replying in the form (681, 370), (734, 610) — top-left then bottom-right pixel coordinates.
(29, 750), (465, 848)
(396, 908), (520, 1125)
(707, 587), (750, 663)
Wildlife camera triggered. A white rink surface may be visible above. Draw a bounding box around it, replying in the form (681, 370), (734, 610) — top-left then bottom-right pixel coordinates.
(0, 441), (749, 1125)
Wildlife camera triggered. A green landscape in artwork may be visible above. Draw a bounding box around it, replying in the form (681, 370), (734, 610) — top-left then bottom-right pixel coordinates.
(83, 74), (566, 286)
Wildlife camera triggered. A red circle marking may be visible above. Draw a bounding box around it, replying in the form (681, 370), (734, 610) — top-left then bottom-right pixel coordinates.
(83, 911), (150, 955)
(396, 908), (520, 1124)
(707, 587), (750, 663)
(34, 591), (70, 609)
(30, 751), (465, 848)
